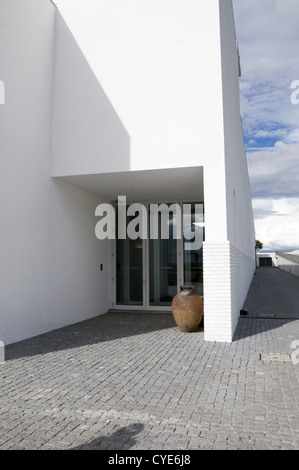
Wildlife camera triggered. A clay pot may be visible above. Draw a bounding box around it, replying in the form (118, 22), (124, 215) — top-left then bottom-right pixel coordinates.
(171, 285), (203, 333)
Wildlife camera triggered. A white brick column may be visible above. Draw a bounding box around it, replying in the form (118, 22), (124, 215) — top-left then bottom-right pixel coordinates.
(203, 241), (255, 342)
(203, 241), (234, 342)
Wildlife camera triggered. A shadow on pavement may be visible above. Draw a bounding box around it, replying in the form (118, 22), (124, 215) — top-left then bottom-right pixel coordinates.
(234, 267), (299, 341)
(5, 312), (177, 361)
(6, 267), (299, 358)
(71, 422), (144, 450)
(233, 317), (298, 342)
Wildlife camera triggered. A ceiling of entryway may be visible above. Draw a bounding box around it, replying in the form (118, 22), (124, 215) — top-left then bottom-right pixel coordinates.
(55, 166), (204, 203)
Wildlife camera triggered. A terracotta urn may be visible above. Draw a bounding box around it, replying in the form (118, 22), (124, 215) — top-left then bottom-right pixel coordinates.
(171, 285), (203, 333)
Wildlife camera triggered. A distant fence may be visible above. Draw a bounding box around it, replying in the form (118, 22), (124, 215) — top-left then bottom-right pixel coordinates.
(276, 252), (299, 278)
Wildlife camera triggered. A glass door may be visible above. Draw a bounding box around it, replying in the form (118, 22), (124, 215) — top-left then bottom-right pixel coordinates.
(149, 205), (178, 307)
(114, 201), (204, 309)
(116, 214), (143, 306)
(183, 202), (204, 295)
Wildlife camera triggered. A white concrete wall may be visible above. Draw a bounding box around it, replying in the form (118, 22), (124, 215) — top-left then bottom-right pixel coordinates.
(276, 253), (299, 277)
(51, 11), (131, 177)
(53, 0), (225, 175)
(203, 1), (256, 342)
(220, 0), (256, 312)
(48, 180), (110, 335)
(220, 0), (255, 259)
(55, 0), (231, 251)
(0, 1), (110, 345)
(0, 0), (56, 344)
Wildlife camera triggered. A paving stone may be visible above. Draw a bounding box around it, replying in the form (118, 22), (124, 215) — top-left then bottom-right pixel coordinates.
(1, 267), (299, 450)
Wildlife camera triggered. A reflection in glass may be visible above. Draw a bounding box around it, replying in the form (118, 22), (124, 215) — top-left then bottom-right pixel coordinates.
(149, 207), (177, 306)
(183, 203), (204, 296)
(116, 213), (143, 305)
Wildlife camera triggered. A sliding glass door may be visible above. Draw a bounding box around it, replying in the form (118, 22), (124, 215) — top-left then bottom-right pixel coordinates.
(114, 201), (204, 308)
(116, 214), (143, 306)
(183, 202), (204, 296)
(149, 208), (177, 306)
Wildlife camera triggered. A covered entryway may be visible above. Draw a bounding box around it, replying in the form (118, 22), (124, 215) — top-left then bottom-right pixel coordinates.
(259, 257), (273, 267)
(58, 166), (204, 312)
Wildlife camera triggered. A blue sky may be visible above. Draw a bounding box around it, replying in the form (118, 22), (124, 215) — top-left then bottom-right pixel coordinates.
(233, 0), (299, 251)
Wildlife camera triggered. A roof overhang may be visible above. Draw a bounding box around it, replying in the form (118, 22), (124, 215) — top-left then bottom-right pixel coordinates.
(54, 166), (204, 203)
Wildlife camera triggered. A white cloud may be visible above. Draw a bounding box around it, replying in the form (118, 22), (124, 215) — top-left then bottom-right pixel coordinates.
(248, 142), (299, 198)
(233, 0), (299, 250)
(253, 197), (299, 251)
(234, 0), (299, 141)
(233, 0), (299, 78)
(253, 129), (287, 139)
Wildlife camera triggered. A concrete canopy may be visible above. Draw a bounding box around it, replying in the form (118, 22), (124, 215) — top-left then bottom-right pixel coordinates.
(55, 166), (204, 203)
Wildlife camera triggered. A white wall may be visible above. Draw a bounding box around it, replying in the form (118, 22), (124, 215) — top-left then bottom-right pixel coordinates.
(0, 1), (110, 345)
(203, 1), (256, 342)
(276, 252), (299, 277)
(51, 11), (131, 177)
(220, 0), (255, 260)
(0, 0), (56, 344)
(54, 0), (225, 175)
(203, 242), (232, 342)
(220, 0), (255, 311)
(55, 0), (231, 247)
(48, 180), (110, 334)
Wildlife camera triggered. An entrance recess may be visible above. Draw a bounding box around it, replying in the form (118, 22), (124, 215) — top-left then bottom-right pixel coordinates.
(113, 202), (204, 310)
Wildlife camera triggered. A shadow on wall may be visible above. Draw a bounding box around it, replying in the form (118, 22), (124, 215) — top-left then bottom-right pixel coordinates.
(51, 10), (131, 177)
(71, 423), (145, 450)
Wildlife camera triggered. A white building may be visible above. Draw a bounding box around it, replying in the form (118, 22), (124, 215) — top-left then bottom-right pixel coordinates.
(0, 0), (255, 344)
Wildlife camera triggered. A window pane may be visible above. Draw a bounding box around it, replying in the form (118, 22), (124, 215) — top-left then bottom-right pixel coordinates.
(116, 212), (143, 305)
(149, 206), (177, 306)
(183, 203), (204, 296)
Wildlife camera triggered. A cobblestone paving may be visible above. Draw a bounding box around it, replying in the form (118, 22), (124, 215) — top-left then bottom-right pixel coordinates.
(243, 267), (299, 318)
(1, 267), (299, 450)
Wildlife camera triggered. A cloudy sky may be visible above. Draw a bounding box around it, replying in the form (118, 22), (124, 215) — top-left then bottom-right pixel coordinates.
(57, 0), (299, 252)
(233, 0), (299, 251)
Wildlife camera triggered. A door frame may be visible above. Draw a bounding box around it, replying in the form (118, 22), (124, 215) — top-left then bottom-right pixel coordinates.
(110, 200), (202, 311)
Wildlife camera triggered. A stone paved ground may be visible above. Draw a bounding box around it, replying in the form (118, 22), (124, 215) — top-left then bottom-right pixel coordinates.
(243, 266), (299, 319)
(1, 267), (299, 450)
